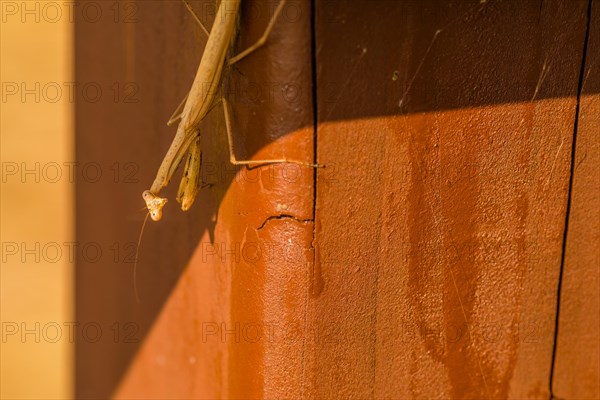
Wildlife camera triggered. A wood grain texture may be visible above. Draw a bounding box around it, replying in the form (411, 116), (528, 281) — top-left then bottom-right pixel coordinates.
(553, 1), (600, 398)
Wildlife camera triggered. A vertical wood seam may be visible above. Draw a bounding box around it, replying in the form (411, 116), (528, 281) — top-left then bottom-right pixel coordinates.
(549, 0), (594, 397)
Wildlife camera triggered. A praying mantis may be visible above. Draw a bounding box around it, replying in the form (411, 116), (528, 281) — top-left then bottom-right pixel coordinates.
(142, 0), (318, 222)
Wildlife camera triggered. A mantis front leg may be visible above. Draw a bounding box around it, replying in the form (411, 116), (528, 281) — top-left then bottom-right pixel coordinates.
(142, 124), (198, 221)
(176, 135), (202, 211)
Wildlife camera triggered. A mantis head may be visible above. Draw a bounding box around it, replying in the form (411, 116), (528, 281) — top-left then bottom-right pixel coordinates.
(142, 190), (168, 221)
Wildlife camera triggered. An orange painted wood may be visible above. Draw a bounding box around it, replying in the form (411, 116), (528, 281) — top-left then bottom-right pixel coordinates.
(309, 0), (589, 398)
(553, 2), (600, 398)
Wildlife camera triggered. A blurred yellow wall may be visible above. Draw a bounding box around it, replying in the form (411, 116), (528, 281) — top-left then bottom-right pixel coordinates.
(1, 2), (74, 398)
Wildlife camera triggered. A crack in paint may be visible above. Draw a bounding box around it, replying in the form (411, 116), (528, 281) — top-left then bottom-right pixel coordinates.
(256, 214), (314, 231)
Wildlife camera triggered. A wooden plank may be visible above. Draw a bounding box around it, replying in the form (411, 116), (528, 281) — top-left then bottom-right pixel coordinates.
(310, 0), (590, 398)
(111, 0), (315, 398)
(553, 1), (600, 398)
(75, 2), (214, 397)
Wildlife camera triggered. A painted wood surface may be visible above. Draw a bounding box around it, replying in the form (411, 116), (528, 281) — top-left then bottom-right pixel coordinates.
(74, 0), (598, 398)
